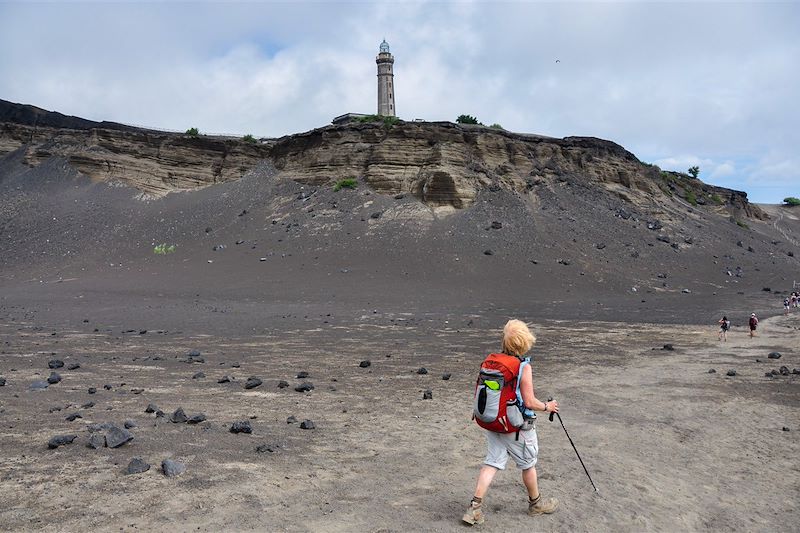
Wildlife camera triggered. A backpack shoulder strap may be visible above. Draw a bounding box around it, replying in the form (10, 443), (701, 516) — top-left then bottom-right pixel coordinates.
(515, 357), (535, 418)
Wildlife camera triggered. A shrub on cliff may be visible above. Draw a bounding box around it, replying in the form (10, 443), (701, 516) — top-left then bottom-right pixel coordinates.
(685, 190), (698, 206)
(687, 166), (700, 179)
(356, 115), (399, 129)
(489, 123), (504, 130)
(783, 197), (800, 207)
(456, 115), (480, 125)
(185, 127), (199, 137)
(242, 134), (257, 144)
(333, 178), (358, 192)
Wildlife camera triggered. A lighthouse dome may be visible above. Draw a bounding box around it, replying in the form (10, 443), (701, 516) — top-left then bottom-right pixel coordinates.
(379, 40), (390, 53)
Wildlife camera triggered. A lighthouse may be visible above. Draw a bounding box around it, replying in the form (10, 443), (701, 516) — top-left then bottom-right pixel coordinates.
(376, 40), (395, 117)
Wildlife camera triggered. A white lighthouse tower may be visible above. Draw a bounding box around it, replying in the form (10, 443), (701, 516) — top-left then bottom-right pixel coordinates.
(376, 40), (395, 117)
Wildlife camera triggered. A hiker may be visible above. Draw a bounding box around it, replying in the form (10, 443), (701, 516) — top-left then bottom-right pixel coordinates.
(718, 316), (730, 341)
(749, 313), (759, 337)
(784, 297), (791, 315)
(463, 319), (559, 525)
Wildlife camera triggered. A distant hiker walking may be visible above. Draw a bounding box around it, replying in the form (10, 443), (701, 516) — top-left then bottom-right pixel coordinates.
(718, 316), (730, 341)
(463, 319), (559, 525)
(784, 298), (791, 315)
(749, 313), (759, 337)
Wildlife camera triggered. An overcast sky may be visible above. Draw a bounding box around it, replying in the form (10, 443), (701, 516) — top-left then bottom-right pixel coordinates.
(1, 1), (797, 203)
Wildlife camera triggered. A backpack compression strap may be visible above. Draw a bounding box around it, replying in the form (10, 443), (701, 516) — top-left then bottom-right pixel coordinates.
(515, 357), (535, 418)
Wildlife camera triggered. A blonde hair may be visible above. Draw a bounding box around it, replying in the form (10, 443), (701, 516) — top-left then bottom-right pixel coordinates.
(502, 319), (536, 356)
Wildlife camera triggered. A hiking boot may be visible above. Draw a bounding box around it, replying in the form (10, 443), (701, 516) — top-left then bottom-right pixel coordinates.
(528, 494), (559, 515)
(462, 501), (485, 525)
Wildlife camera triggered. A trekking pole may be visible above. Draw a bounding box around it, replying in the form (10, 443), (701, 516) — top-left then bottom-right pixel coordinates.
(547, 397), (599, 492)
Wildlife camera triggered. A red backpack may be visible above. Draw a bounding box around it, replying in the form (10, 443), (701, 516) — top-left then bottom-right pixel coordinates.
(472, 353), (528, 433)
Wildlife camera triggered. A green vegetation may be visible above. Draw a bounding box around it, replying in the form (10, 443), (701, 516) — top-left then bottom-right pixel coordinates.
(333, 178), (358, 192)
(783, 197), (800, 206)
(710, 193), (723, 205)
(489, 123), (504, 130)
(687, 166), (700, 179)
(685, 189), (697, 206)
(154, 243), (177, 255)
(735, 219), (749, 229)
(355, 114), (400, 129)
(456, 114), (481, 125)
(242, 134), (257, 144)
(185, 127), (199, 137)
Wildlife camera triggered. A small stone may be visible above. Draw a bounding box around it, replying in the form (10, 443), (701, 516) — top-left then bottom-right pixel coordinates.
(370, 211), (382, 219)
(244, 377), (263, 390)
(48, 359), (64, 369)
(88, 387), (97, 394)
(255, 444), (276, 453)
(170, 408), (188, 423)
(490, 221), (502, 230)
(423, 389), (433, 400)
(162, 459), (186, 477)
(87, 434), (106, 449)
(67, 363), (80, 370)
(359, 360), (371, 368)
(192, 372), (205, 379)
(230, 421), (252, 434)
(65, 413), (82, 422)
(105, 426), (133, 448)
(300, 420), (315, 430)
(0, 377), (5, 386)
(47, 372), (62, 384)
(155, 410), (165, 418)
(48, 434), (77, 449)
(483, 249), (494, 256)
(130, 388), (144, 394)
(681, 289), (691, 294)
(231, 362), (240, 368)
(768, 352), (781, 359)
(81, 402), (94, 409)
(726, 370), (737, 377)
(218, 376), (232, 384)
(145, 403), (158, 414)
(295, 382), (314, 392)
(30, 380), (49, 390)
(779, 366), (790, 376)
(187, 414), (207, 424)
(442, 373), (452, 380)
(126, 458), (150, 475)
(103, 384), (113, 390)
(296, 371), (309, 379)
(187, 350), (201, 357)
(708, 369), (716, 374)
(783, 427), (790, 432)
(124, 420), (137, 429)
(286, 415), (298, 424)
(277, 380), (289, 389)
(417, 367), (428, 375)
(793, 369), (800, 375)
(662, 344), (674, 351)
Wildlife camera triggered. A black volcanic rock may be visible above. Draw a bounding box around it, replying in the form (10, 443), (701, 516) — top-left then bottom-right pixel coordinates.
(230, 421), (252, 434)
(300, 420), (315, 430)
(768, 352), (781, 359)
(67, 363), (80, 370)
(244, 377), (263, 389)
(48, 359), (64, 369)
(47, 372), (62, 384)
(187, 414), (207, 424)
(423, 389), (433, 400)
(105, 426), (133, 448)
(170, 408), (188, 423)
(359, 360), (371, 368)
(295, 382), (314, 392)
(162, 459), (185, 477)
(48, 434), (77, 449)
(126, 458), (150, 475)
(145, 403), (158, 414)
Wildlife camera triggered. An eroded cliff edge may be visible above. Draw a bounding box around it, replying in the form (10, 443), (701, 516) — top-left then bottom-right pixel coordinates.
(0, 99), (764, 221)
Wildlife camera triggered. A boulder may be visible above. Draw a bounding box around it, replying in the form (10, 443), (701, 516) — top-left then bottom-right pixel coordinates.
(217, 376), (232, 384)
(244, 377), (263, 390)
(708, 369), (716, 374)
(30, 380), (49, 390)
(779, 366), (790, 376)
(726, 370), (737, 377)
(67, 363), (81, 370)
(286, 415), (298, 424)
(87, 434), (106, 449)
(47, 372), (62, 384)
(105, 426), (133, 448)
(423, 389), (433, 400)
(187, 414), (207, 424)
(145, 403), (158, 414)
(768, 352), (782, 359)
(65, 413), (82, 422)
(124, 420), (137, 429)
(662, 344), (674, 351)
(295, 382), (314, 392)
(442, 373), (452, 380)
(277, 380), (290, 389)
(230, 421), (252, 434)
(417, 367), (429, 375)
(126, 458), (150, 475)
(47, 434), (77, 449)
(161, 459), (185, 477)
(296, 371), (309, 379)
(359, 360), (371, 368)
(300, 420), (315, 430)
(48, 359), (64, 369)
(170, 408), (188, 423)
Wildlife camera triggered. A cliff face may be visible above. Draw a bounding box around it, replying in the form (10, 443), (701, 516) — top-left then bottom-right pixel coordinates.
(0, 100), (764, 220)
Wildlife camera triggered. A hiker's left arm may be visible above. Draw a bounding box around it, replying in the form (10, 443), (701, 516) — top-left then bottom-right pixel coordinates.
(520, 364), (556, 412)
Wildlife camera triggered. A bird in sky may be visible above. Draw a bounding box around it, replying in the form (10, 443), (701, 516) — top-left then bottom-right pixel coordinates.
(555, 59), (560, 63)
